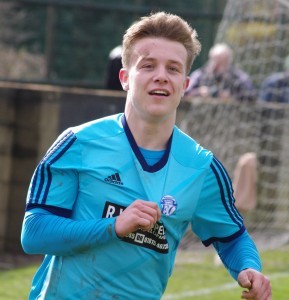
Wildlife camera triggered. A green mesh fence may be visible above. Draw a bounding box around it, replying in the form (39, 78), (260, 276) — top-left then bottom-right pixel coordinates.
(0, 0), (226, 88)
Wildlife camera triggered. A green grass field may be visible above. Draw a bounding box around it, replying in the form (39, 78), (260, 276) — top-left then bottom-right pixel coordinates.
(163, 246), (289, 300)
(0, 246), (288, 300)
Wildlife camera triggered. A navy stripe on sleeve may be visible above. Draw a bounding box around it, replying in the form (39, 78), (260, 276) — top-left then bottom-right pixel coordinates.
(213, 156), (243, 224)
(211, 156), (243, 228)
(28, 130), (77, 205)
(25, 203), (72, 217)
(202, 225), (246, 247)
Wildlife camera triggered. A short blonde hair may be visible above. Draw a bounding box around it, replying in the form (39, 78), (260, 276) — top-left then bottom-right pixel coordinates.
(122, 12), (201, 74)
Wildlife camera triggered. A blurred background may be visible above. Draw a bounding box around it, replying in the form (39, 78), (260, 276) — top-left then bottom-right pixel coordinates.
(0, 0), (226, 88)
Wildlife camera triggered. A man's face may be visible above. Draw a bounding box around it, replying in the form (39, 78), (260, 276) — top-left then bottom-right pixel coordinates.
(120, 37), (189, 122)
(209, 52), (231, 76)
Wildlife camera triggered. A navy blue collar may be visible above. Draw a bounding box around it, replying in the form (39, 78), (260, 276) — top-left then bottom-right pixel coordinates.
(121, 114), (173, 172)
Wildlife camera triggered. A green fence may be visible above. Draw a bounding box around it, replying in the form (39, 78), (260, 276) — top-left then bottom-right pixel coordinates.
(0, 0), (227, 88)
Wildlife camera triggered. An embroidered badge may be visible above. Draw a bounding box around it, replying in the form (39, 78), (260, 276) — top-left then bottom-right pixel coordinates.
(160, 195), (177, 216)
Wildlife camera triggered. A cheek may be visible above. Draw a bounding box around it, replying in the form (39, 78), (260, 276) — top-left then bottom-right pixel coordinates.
(130, 73), (148, 89)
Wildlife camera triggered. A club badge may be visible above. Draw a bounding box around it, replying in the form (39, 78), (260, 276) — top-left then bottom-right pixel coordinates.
(160, 195), (177, 216)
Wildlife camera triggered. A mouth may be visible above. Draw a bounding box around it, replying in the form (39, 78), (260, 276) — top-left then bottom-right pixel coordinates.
(148, 89), (170, 97)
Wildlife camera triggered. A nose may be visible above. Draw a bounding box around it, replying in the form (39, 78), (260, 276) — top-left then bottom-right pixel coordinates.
(153, 66), (168, 83)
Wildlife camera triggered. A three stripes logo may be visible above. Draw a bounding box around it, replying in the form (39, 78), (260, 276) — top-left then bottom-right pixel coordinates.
(105, 173), (123, 185)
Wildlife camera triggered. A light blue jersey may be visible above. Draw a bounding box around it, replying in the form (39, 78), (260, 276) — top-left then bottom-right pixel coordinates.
(24, 113), (244, 299)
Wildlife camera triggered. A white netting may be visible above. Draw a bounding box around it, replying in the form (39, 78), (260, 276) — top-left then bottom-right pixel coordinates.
(216, 0), (289, 87)
(178, 0), (289, 251)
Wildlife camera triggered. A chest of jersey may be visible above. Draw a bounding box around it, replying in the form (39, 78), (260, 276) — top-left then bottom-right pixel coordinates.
(74, 137), (207, 227)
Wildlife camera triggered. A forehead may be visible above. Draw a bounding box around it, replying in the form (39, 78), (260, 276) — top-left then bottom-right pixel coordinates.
(130, 37), (187, 65)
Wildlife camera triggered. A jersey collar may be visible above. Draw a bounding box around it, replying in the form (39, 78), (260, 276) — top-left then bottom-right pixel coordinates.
(121, 114), (173, 173)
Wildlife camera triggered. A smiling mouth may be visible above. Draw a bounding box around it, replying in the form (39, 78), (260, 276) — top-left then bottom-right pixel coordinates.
(149, 90), (170, 96)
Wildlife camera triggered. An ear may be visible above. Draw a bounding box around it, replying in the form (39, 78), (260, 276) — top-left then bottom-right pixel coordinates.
(182, 76), (190, 96)
(184, 76), (190, 90)
(119, 68), (129, 91)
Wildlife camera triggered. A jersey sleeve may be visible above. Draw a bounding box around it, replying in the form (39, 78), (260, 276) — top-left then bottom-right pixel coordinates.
(22, 129), (120, 255)
(192, 156), (245, 246)
(26, 129), (80, 217)
(213, 230), (262, 280)
(21, 208), (119, 256)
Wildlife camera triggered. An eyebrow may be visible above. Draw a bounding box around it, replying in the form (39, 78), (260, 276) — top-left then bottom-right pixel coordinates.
(138, 56), (184, 69)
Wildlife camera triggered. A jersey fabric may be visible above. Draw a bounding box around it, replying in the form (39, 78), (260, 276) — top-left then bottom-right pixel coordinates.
(24, 113), (245, 300)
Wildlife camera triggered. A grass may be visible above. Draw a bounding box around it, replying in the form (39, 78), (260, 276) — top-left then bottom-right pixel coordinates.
(0, 264), (36, 300)
(163, 246), (289, 300)
(0, 246), (288, 299)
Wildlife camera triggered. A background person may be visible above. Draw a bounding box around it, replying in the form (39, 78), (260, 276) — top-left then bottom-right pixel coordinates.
(104, 44), (123, 90)
(21, 12), (271, 300)
(259, 54), (289, 103)
(186, 43), (257, 102)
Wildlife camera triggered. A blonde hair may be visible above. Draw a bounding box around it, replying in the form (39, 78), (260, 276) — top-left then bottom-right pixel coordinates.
(122, 12), (201, 74)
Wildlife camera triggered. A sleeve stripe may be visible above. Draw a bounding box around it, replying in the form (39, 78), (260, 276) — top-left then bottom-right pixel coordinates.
(202, 225), (245, 247)
(211, 156), (243, 228)
(25, 203), (72, 217)
(29, 130), (77, 205)
(41, 135), (77, 204)
(213, 156), (243, 225)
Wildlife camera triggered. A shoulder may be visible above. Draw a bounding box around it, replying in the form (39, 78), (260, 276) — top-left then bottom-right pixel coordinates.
(70, 113), (124, 141)
(189, 67), (206, 81)
(262, 72), (286, 86)
(232, 68), (252, 82)
(171, 127), (213, 169)
(186, 67), (206, 94)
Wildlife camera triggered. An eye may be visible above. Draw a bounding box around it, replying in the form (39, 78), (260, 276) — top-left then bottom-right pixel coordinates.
(143, 64), (154, 70)
(168, 66), (179, 73)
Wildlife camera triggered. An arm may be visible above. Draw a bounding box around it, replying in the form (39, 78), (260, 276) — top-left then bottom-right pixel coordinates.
(193, 156), (271, 299)
(213, 230), (271, 299)
(21, 201), (161, 256)
(213, 230), (261, 280)
(21, 129), (114, 256)
(21, 208), (118, 256)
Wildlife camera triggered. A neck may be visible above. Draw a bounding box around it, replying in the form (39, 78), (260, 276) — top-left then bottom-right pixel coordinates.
(124, 108), (175, 150)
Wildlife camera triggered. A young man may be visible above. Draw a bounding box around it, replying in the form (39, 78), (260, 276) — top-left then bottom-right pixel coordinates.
(21, 12), (271, 300)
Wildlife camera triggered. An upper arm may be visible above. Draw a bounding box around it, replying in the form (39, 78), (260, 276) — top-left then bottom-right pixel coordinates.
(192, 156), (244, 246)
(26, 129), (80, 216)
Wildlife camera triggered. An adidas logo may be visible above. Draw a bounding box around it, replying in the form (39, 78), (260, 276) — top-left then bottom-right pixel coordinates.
(104, 173), (123, 185)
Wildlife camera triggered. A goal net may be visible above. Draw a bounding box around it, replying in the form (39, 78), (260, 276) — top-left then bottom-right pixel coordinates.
(178, 0), (289, 251)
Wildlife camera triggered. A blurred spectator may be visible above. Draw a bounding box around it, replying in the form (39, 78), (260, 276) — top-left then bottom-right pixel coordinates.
(259, 55), (289, 103)
(185, 43), (256, 102)
(105, 45), (123, 90)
